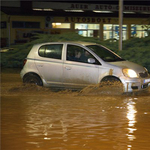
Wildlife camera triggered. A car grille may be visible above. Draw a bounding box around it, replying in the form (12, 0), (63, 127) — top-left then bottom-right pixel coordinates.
(139, 72), (149, 78)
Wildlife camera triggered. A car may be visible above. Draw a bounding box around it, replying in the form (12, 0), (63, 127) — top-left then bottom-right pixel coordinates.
(20, 41), (150, 93)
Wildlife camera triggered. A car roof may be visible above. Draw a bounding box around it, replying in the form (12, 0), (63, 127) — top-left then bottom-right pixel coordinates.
(66, 41), (97, 46)
(34, 41), (97, 47)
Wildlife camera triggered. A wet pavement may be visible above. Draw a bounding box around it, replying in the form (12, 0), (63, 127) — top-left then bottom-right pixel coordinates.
(1, 69), (150, 150)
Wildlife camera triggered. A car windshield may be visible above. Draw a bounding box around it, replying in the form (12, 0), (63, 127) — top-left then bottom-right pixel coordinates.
(86, 45), (125, 62)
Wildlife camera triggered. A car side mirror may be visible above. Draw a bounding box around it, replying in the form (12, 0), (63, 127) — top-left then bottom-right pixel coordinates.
(88, 58), (95, 64)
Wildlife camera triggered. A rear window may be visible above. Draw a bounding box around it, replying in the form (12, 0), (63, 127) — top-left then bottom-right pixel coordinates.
(39, 44), (63, 59)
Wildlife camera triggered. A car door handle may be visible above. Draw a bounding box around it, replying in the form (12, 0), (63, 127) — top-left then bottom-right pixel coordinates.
(65, 66), (71, 70)
(37, 64), (43, 67)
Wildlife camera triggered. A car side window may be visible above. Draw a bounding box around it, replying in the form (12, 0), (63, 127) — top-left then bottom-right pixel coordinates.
(39, 44), (63, 59)
(67, 45), (100, 65)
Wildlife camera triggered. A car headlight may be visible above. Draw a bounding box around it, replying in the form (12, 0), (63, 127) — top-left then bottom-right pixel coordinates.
(123, 69), (138, 78)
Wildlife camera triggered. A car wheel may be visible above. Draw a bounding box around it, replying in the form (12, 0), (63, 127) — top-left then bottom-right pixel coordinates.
(101, 76), (121, 85)
(100, 76), (124, 94)
(23, 74), (43, 86)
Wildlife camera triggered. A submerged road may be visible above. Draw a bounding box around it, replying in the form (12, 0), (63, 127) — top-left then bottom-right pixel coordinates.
(1, 69), (150, 150)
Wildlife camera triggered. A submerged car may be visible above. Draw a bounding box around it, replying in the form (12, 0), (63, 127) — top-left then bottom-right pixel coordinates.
(20, 41), (150, 93)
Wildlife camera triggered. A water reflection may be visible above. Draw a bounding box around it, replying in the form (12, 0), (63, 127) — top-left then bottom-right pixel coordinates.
(126, 97), (137, 150)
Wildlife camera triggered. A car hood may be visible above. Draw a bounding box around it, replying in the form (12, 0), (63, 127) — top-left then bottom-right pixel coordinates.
(108, 61), (145, 73)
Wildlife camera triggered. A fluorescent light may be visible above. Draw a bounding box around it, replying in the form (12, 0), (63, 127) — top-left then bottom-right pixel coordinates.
(43, 9), (53, 11)
(33, 8), (43, 11)
(93, 10), (113, 13)
(123, 12), (135, 14)
(65, 10), (84, 12)
(33, 8), (53, 11)
(55, 23), (61, 25)
(52, 23), (62, 26)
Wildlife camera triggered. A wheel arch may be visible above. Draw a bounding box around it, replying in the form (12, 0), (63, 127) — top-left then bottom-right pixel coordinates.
(23, 72), (43, 84)
(100, 75), (122, 83)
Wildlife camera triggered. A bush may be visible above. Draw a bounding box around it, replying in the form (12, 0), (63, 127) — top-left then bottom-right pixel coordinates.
(1, 32), (150, 72)
(118, 36), (150, 71)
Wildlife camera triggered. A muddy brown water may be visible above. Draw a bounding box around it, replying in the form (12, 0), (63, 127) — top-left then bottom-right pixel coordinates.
(1, 69), (150, 150)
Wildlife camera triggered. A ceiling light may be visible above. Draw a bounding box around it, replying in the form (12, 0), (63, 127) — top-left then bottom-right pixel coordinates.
(55, 23), (61, 25)
(33, 8), (53, 11)
(33, 8), (43, 11)
(123, 12), (135, 14)
(93, 10), (113, 13)
(43, 9), (53, 11)
(65, 10), (84, 12)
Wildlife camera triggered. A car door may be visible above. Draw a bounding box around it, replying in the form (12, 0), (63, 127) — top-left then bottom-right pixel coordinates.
(35, 44), (64, 86)
(63, 44), (100, 88)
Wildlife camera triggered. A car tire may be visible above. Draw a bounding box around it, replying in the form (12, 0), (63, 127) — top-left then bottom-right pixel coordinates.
(23, 74), (43, 86)
(100, 76), (122, 86)
(100, 76), (124, 94)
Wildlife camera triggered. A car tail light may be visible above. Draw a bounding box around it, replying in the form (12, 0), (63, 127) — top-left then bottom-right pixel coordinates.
(23, 59), (27, 66)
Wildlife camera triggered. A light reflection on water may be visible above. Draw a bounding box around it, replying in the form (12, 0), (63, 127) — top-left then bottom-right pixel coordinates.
(126, 98), (137, 150)
(1, 71), (150, 150)
(1, 94), (150, 150)
(126, 98), (137, 142)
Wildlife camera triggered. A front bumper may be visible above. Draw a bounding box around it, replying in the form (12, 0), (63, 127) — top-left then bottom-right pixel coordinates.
(121, 77), (150, 92)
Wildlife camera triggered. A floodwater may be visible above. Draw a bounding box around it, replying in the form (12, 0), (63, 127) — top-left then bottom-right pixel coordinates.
(1, 69), (150, 150)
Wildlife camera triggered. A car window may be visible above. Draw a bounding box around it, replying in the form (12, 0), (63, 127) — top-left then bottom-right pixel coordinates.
(67, 44), (100, 65)
(87, 45), (125, 62)
(39, 44), (63, 59)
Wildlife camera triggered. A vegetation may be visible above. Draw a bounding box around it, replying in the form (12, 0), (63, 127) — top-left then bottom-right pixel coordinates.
(1, 32), (150, 72)
(119, 37), (150, 72)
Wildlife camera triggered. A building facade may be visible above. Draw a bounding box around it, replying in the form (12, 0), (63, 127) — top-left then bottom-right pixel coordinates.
(1, 1), (150, 47)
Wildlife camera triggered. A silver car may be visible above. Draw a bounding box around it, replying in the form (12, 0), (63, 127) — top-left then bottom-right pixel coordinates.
(20, 41), (150, 93)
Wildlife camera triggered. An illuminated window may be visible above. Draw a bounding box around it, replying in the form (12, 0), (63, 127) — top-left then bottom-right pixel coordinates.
(103, 24), (127, 40)
(131, 24), (150, 38)
(52, 23), (70, 29)
(75, 24), (99, 30)
(75, 24), (99, 37)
